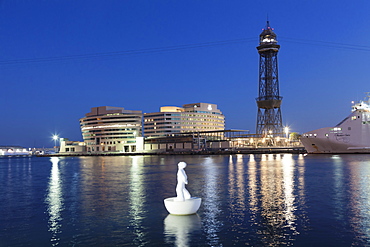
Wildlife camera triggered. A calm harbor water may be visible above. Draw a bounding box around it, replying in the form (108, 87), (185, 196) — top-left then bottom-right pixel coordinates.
(1, 154), (370, 246)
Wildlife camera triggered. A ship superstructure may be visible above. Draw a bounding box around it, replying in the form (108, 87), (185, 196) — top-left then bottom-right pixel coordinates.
(301, 93), (370, 153)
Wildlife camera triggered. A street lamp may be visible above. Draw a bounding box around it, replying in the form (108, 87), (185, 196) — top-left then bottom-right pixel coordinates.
(284, 127), (290, 146)
(284, 127), (289, 139)
(52, 135), (59, 153)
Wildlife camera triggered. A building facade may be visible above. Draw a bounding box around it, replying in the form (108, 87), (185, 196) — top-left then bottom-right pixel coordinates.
(144, 103), (225, 137)
(80, 106), (143, 153)
(59, 138), (86, 154)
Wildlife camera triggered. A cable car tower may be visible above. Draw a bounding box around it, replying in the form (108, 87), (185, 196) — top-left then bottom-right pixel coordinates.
(256, 21), (283, 137)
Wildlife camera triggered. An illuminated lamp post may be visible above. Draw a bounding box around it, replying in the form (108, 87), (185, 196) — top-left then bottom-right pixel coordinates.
(284, 127), (289, 146)
(284, 127), (289, 139)
(52, 135), (59, 153)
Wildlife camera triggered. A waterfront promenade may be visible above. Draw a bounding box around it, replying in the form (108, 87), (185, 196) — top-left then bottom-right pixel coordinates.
(38, 146), (307, 157)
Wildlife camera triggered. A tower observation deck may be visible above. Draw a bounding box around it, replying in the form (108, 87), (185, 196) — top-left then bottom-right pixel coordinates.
(256, 21), (283, 137)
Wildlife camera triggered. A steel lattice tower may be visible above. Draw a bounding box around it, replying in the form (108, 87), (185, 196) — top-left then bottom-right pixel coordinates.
(256, 21), (283, 137)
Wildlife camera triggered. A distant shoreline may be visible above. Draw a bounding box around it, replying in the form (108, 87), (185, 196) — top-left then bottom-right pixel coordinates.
(37, 147), (307, 157)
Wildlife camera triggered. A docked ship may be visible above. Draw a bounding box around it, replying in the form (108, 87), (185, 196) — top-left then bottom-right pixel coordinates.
(301, 93), (370, 153)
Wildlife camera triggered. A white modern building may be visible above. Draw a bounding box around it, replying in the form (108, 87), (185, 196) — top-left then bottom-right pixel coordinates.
(0, 146), (31, 156)
(59, 138), (86, 154)
(80, 106), (143, 153)
(144, 103), (225, 137)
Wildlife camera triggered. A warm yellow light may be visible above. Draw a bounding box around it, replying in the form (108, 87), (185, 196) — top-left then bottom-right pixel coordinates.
(160, 106), (184, 112)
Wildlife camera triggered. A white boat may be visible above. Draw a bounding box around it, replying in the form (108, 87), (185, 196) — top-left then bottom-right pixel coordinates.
(301, 93), (370, 153)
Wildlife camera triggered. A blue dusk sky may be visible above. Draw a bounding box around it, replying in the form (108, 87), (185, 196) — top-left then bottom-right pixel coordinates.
(1, 0), (370, 147)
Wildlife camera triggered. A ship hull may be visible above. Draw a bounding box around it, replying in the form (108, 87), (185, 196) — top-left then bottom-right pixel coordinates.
(301, 98), (370, 154)
(301, 132), (370, 153)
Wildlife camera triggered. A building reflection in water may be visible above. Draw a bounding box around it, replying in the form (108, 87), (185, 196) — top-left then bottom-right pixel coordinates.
(228, 154), (247, 239)
(164, 214), (201, 246)
(247, 153), (305, 245)
(297, 154), (306, 200)
(281, 154), (296, 231)
(128, 156), (147, 246)
(248, 154), (258, 221)
(45, 157), (63, 246)
(332, 155), (346, 221)
(348, 157), (370, 243)
(202, 156), (222, 246)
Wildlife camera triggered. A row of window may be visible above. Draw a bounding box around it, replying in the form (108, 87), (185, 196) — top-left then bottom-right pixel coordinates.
(187, 111), (222, 115)
(82, 115), (141, 122)
(145, 115), (223, 120)
(81, 120), (141, 126)
(82, 128), (139, 133)
(86, 145), (136, 152)
(83, 136), (137, 140)
(145, 118), (224, 124)
(144, 120), (224, 126)
(145, 126), (224, 131)
(83, 133), (137, 138)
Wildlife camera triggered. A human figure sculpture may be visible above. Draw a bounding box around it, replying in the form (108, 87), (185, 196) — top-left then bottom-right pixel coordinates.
(164, 161), (201, 215)
(175, 162), (191, 201)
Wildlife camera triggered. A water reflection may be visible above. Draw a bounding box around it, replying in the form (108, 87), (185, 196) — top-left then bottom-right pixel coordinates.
(228, 154), (246, 210)
(332, 155), (346, 221)
(228, 154), (247, 241)
(45, 157), (63, 246)
(348, 158), (370, 244)
(7, 154), (370, 245)
(250, 154), (303, 245)
(248, 154), (258, 218)
(296, 154), (307, 228)
(164, 214), (201, 246)
(282, 154), (297, 231)
(202, 157), (222, 246)
(129, 156), (148, 246)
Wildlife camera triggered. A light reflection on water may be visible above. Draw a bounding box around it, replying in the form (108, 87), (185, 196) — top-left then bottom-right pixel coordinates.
(3, 154), (370, 246)
(254, 154), (302, 246)
(129, 156), (148, 246)
(347, 157), (370, 244)
(202, 156), (223, 246)
(45, 157), (63, 246)
(227, 154), (247, 243)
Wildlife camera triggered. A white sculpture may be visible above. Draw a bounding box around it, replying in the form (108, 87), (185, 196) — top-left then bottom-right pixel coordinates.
(164, 162), (201, 215)
(175, 162), (191, 201)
